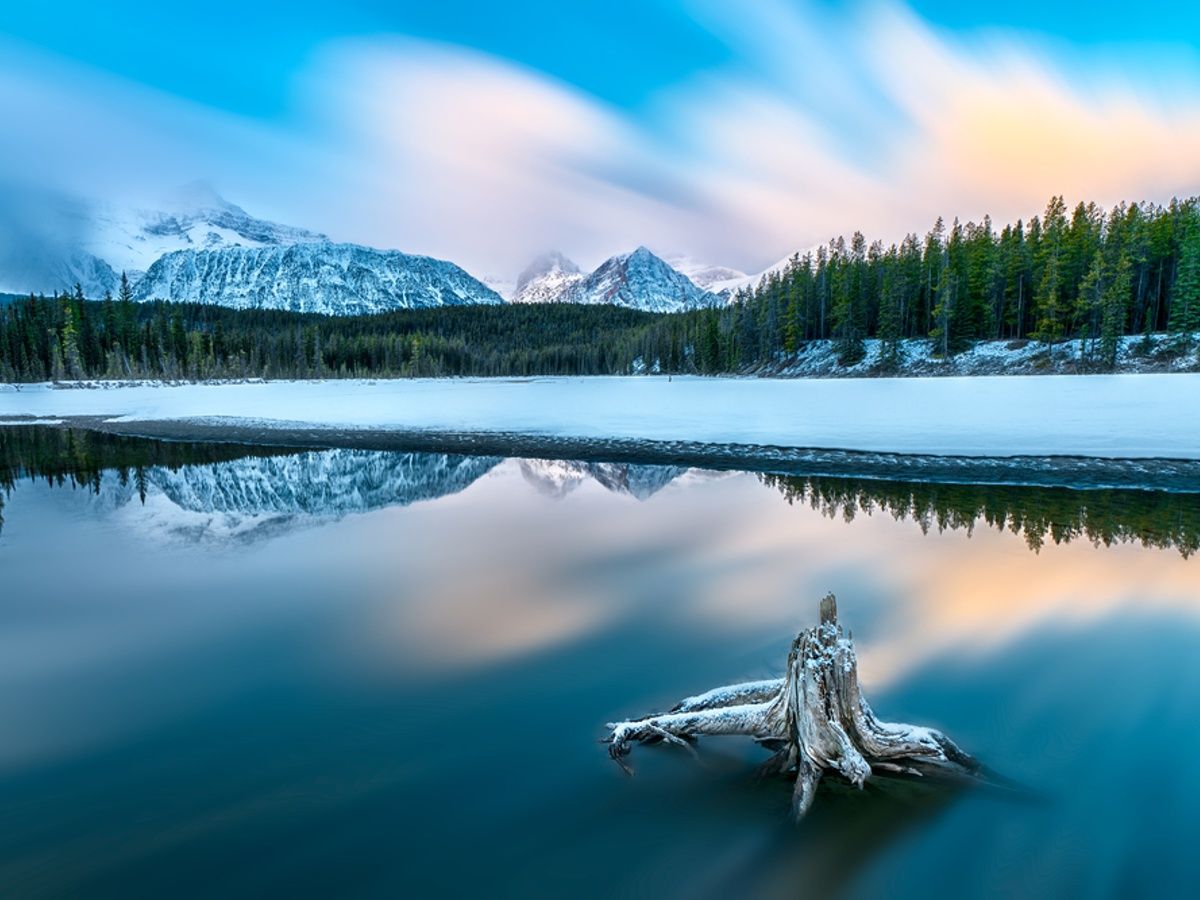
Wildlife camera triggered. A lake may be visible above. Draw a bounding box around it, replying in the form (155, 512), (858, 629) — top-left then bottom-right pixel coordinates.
(1, 427), (1197, 898)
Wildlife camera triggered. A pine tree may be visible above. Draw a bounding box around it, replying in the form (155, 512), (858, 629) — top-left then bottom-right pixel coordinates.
(1168, 215), (1200, 346)
(700, 313), (721, 373)
(877, 259), (903, 371)
(1075, 252), (1105, 368)
(1032, 196), (1069, 350)
(48, 327), (66, 381)
(60, 303), (84, 379)
(1033, 254), (1065, 348)
(1100, 253), (1131, 369)
(831, 236), (866, 365)
(929, 260), (957, 358)
(118, 271), (133, 305)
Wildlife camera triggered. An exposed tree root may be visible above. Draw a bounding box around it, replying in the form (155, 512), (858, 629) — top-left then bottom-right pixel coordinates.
(604, 594), (986, 820)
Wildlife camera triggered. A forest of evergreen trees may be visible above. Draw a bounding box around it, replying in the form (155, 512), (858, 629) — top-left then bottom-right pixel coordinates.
(0, 275), (660, 381)
(2, 195), (1198, 382)
(708, 193), (1200, 372)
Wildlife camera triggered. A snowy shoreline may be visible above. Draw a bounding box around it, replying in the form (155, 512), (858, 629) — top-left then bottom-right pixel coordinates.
(753, 333), (1200, 378)
(1, 374), (1197, 462)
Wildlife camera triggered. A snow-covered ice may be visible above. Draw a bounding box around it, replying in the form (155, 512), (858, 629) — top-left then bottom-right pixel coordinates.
(2, 374), (1196, 459)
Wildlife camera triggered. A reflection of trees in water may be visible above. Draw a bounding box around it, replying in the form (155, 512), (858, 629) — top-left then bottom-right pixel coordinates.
(761, 473), (1200, 558)
(3, 426), (1196, 558)
(0, 427), (295, 536)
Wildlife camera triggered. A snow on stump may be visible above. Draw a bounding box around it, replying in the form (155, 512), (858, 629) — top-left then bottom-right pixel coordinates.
(604, 593), (986, 821)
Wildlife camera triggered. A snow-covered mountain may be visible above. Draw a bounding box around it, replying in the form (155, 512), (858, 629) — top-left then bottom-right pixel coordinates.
(561, 247), (720, 312)
(500, 247), (719, 311)
(2, 181), (736, 313)
(518, 459), (686, 500)
(84, 181), (327, 282)
(0, 183), (505, 313)
(0, 182), (329, 298)
(0, 242), (118, 299)
(511, 251), (584, 304)
(134, 243), (504, 314)
(0, 185), (118, 297)
(662, 254), (747, 292)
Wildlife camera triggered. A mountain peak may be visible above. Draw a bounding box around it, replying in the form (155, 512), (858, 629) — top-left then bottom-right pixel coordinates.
(134, 242), (503, 314)
(574, 247), (720, 312)
(163, 180), (238, 215)
(509, 245), (722, 311)
(80, 186), (329, 281)
(512, 250), (584, 304)
(516, 250), (580, 292)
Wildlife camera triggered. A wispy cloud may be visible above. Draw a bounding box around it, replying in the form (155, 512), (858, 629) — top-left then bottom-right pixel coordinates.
(3, 2), (1200, 276)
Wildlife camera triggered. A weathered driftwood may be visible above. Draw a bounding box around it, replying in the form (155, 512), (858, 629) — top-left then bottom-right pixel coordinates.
(605, 594), (985, 820)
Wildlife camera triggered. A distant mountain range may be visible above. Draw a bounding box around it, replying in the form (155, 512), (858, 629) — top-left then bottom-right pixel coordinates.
(0, 183), (782, 315)
(133, 243), (503, 314)
(510, 246), (721, 311)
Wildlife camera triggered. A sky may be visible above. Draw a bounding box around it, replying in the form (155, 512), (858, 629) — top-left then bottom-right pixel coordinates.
(3, 0), (1200, 277)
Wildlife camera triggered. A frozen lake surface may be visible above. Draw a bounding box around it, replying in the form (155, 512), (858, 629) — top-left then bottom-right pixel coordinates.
(2, 373), (1198, 459)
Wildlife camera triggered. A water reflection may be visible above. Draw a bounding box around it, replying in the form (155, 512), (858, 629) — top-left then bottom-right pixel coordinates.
(763, 473), (1200, 557)
(0, 427), (502, 543)
(1, 427), (1199, 898)
(2, 427), (1197, 558)
(519, 459), (687, 499)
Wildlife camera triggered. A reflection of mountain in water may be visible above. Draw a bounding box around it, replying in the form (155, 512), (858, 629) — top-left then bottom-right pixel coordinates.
(95, 451), (500, 543)
(3, 427), (1198, 556)
(518, 459), (686, 500)
(0, 428), (500, 544)
(123, 451), (498, 517)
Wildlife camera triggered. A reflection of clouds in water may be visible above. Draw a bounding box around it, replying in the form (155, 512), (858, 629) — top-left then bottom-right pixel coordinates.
(358, 463), (716, 670)
(351, 462), (1200, 685)
(857, 533), (1200, 688)
(668, 493), (1200, 688)
(12, 439), (1197, 685)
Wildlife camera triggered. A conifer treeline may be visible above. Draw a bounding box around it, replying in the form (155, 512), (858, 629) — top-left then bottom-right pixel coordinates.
(707, 194), (1200, 371)
(1, 196), (1198, 381)
(0, 280), (659, 381)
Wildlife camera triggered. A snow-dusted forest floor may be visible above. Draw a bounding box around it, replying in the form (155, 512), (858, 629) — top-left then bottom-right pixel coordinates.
(753, 333), (1200, 378)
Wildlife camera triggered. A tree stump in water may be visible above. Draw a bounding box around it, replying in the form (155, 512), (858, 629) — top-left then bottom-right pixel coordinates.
(604, 594), (985, 821)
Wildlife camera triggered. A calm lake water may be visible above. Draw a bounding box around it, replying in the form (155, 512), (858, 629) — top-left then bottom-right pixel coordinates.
(1, 428), (1198, 899)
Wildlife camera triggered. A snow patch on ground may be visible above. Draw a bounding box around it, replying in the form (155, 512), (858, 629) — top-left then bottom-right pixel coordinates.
(761, 333), (1200, 378)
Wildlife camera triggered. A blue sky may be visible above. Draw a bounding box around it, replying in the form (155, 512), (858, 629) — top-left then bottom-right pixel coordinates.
(5, 1), (1199, 114)
(3, 1), (1200, 274)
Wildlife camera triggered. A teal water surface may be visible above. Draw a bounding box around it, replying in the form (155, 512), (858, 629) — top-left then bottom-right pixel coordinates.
(0, 428), (1197, 898)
